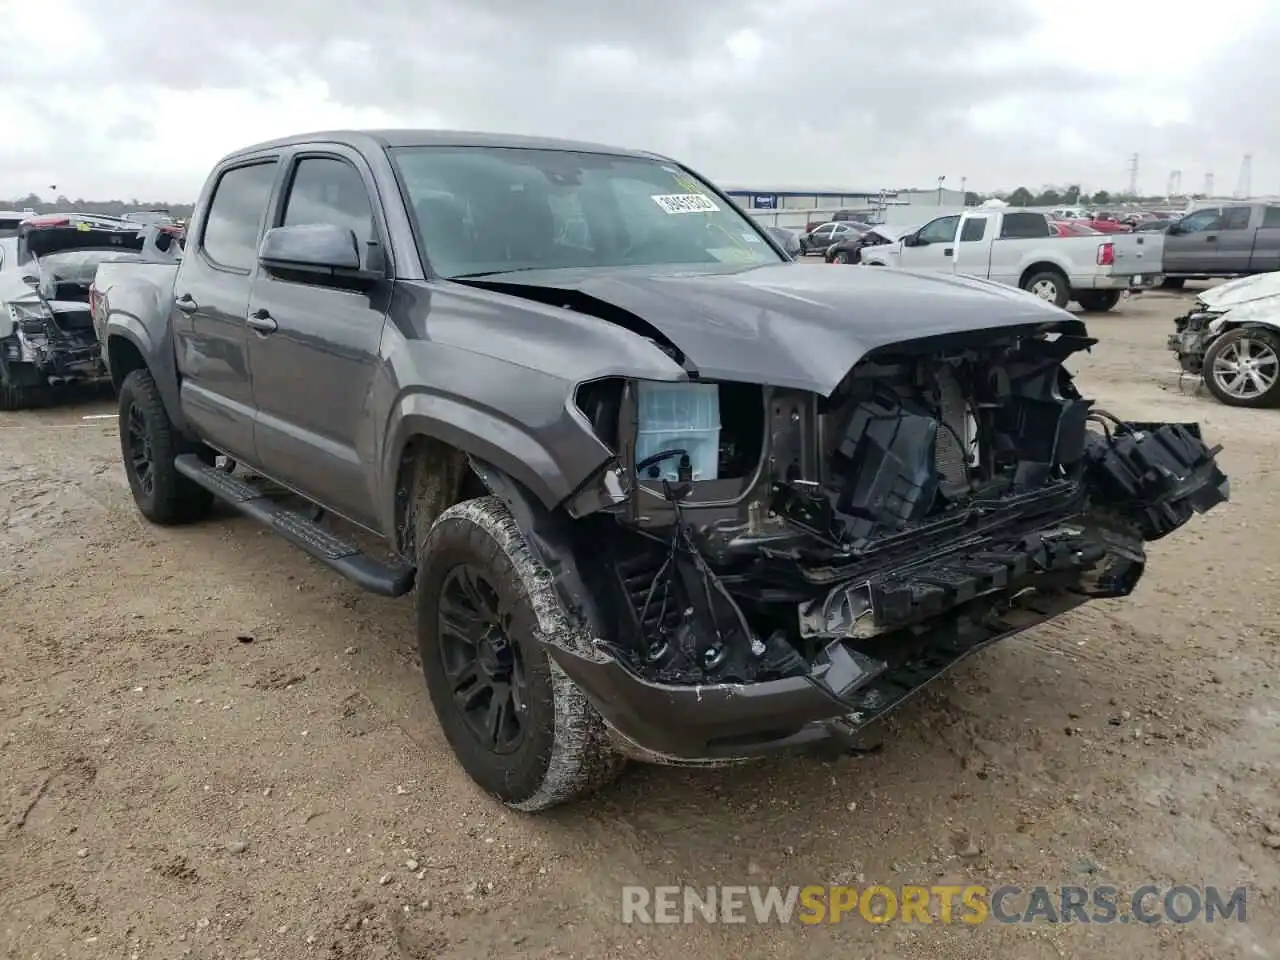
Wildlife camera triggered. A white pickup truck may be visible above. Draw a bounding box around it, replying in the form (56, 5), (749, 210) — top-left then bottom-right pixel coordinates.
(858, 208), (1163, 312)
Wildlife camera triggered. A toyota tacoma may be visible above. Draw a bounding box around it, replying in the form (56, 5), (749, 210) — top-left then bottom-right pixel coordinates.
(96, 130), (1229, 811)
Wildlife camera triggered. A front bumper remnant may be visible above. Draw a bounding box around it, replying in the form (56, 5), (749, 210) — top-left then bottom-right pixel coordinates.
(547, 588), (1087, 763)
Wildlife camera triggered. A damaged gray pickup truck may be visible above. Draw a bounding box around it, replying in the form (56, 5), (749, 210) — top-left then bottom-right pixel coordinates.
(97, 130), (1230, 811)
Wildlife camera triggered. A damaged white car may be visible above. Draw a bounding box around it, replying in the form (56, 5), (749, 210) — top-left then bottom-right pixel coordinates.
(1169, 272), (1280, 406)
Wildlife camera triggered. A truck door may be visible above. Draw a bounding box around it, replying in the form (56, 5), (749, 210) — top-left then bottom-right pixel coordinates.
(172, 158), (280, 463)
(900, 215), (960, 271)
(246, 149), (390, 530)
(952, 214), (990, 278)
(1215, 205), (1256, 274)
(1163, 207), (1222, 274)
(1250, 205), (1280, 273)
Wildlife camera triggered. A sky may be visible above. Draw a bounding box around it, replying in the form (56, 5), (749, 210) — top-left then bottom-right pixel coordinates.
(1, 0), (1278, 202)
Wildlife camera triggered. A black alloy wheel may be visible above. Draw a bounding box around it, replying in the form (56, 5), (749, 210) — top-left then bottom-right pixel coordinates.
(436, 563), (529, 754)
(125, 399), (156, 500)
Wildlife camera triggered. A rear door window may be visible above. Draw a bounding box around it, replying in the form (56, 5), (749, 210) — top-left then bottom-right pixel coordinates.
(960, 218), (987, 242)
(999, 213), (1049, 239)
(201, 161), (279, 271)
(1222, 206), (1252, 230)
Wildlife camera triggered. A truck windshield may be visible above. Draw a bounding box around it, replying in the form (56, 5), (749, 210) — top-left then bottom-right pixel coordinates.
(390, 146), (783, 277)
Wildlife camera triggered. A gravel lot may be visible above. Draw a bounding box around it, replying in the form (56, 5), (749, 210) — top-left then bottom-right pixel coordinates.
(2, 283), (1278, 960)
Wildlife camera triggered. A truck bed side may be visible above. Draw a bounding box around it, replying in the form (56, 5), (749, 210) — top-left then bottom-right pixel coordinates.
(94, 259), (185, 418)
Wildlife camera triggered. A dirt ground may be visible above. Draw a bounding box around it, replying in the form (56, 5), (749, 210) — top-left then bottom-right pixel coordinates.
(2, 283), (1279, 960)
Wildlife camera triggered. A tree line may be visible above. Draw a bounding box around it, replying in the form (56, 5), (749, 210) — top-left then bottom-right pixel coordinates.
(959, 185), (1196, 208)
(4, 194), (195, 219)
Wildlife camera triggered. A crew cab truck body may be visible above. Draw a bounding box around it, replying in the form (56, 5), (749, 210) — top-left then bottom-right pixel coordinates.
(99, 129), (1228, 812)
(1158, 202), (1280, 289)
(859, 208), (1163, 312)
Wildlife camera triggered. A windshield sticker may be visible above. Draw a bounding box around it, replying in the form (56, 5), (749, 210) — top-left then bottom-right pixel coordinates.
(651, 193), (720, 215)
(671, 171), (704, 193)
(741, 233), (761, 243)
(708, 246), (758, 263)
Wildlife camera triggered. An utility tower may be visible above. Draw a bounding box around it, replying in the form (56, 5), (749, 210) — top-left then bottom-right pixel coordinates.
(1203, 171), (1215, 196)
(1166, 169), (1182, 196)
(1126, 153), (1139, 196)
(1234, 154), (1252, 199)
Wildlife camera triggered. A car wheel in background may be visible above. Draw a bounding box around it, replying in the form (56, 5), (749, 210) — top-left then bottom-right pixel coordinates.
(0, 359), (51, 410)
(1075, 290), (1122, 312)
(1022, 270), (1071, 309)
(1202, 327), (1280, 408)
(832, 251), (852, 264)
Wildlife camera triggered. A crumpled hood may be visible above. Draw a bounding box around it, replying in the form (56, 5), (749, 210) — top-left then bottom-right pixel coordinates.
(1198, 271), (1280, 310)
(455, 262), (1077, 395)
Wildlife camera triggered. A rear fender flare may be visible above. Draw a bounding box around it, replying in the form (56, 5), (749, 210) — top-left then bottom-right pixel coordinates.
(105, 320), (189, 432)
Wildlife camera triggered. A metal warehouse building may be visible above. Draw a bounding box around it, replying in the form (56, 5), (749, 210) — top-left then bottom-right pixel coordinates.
(723, 185), (970, 227)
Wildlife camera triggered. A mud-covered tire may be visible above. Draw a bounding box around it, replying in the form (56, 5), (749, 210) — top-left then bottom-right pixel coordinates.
(415, 497), (624, 811)
(1075, 290), (1122, 312)
(1202, 327), (1280, 408)
(118, 368), (214, 524)
(1022, 269), (1071, 308)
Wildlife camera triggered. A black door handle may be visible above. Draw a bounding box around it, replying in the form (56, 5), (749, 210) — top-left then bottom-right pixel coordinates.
(1206, 235), (1218, 242)
(246, 309), (278, 334)
(174, 293), (198, 314)
(944, 247), (954, 256)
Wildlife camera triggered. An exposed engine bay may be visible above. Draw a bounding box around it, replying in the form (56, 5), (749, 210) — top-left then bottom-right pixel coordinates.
(569, 324), (1228, 701)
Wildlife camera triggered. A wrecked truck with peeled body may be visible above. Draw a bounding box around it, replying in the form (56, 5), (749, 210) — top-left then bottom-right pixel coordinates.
(98, 131), (1229, 811)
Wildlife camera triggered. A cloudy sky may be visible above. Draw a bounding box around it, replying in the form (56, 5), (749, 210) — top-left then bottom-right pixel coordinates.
(2, 0), (1277, 202)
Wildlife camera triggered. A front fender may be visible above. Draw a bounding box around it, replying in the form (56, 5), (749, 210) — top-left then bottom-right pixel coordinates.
(1213, 300), (1280, 333)
(379, 387), (612, 537)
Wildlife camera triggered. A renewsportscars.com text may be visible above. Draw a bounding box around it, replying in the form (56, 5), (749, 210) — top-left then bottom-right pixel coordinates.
(621, 884), (1249, 925)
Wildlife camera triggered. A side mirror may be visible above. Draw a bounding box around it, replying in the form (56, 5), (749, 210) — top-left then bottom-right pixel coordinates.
(902, 234), (920, 247)
(258, 223), (369, 275)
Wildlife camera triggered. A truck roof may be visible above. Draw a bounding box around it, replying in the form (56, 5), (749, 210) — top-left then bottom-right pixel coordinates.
(223, 129), (666, 163)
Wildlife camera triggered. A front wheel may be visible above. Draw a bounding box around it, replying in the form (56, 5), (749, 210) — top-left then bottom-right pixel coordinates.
(1022, 270), (1071, 308)
(1202, 327), (1280, 407)
(832, 251), (852, 264)
(416, 497), (624, 811)
(118, 368), (214, 524)
(1075, 290), (1122, 312)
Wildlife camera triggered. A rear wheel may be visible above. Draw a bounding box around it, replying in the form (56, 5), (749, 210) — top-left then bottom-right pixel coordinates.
(118, 368), (214, 524)
(1075, 290), (1122, 312)
(0, 358), (51, 411)
(1022, 269), (1071, 308)
(416, 497), (624, 811)
(1202, 327), (1280, 408)
(832, 250), (852, 264)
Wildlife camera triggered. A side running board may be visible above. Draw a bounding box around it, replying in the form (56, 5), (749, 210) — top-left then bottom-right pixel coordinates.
(174, 454), (415, 598)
